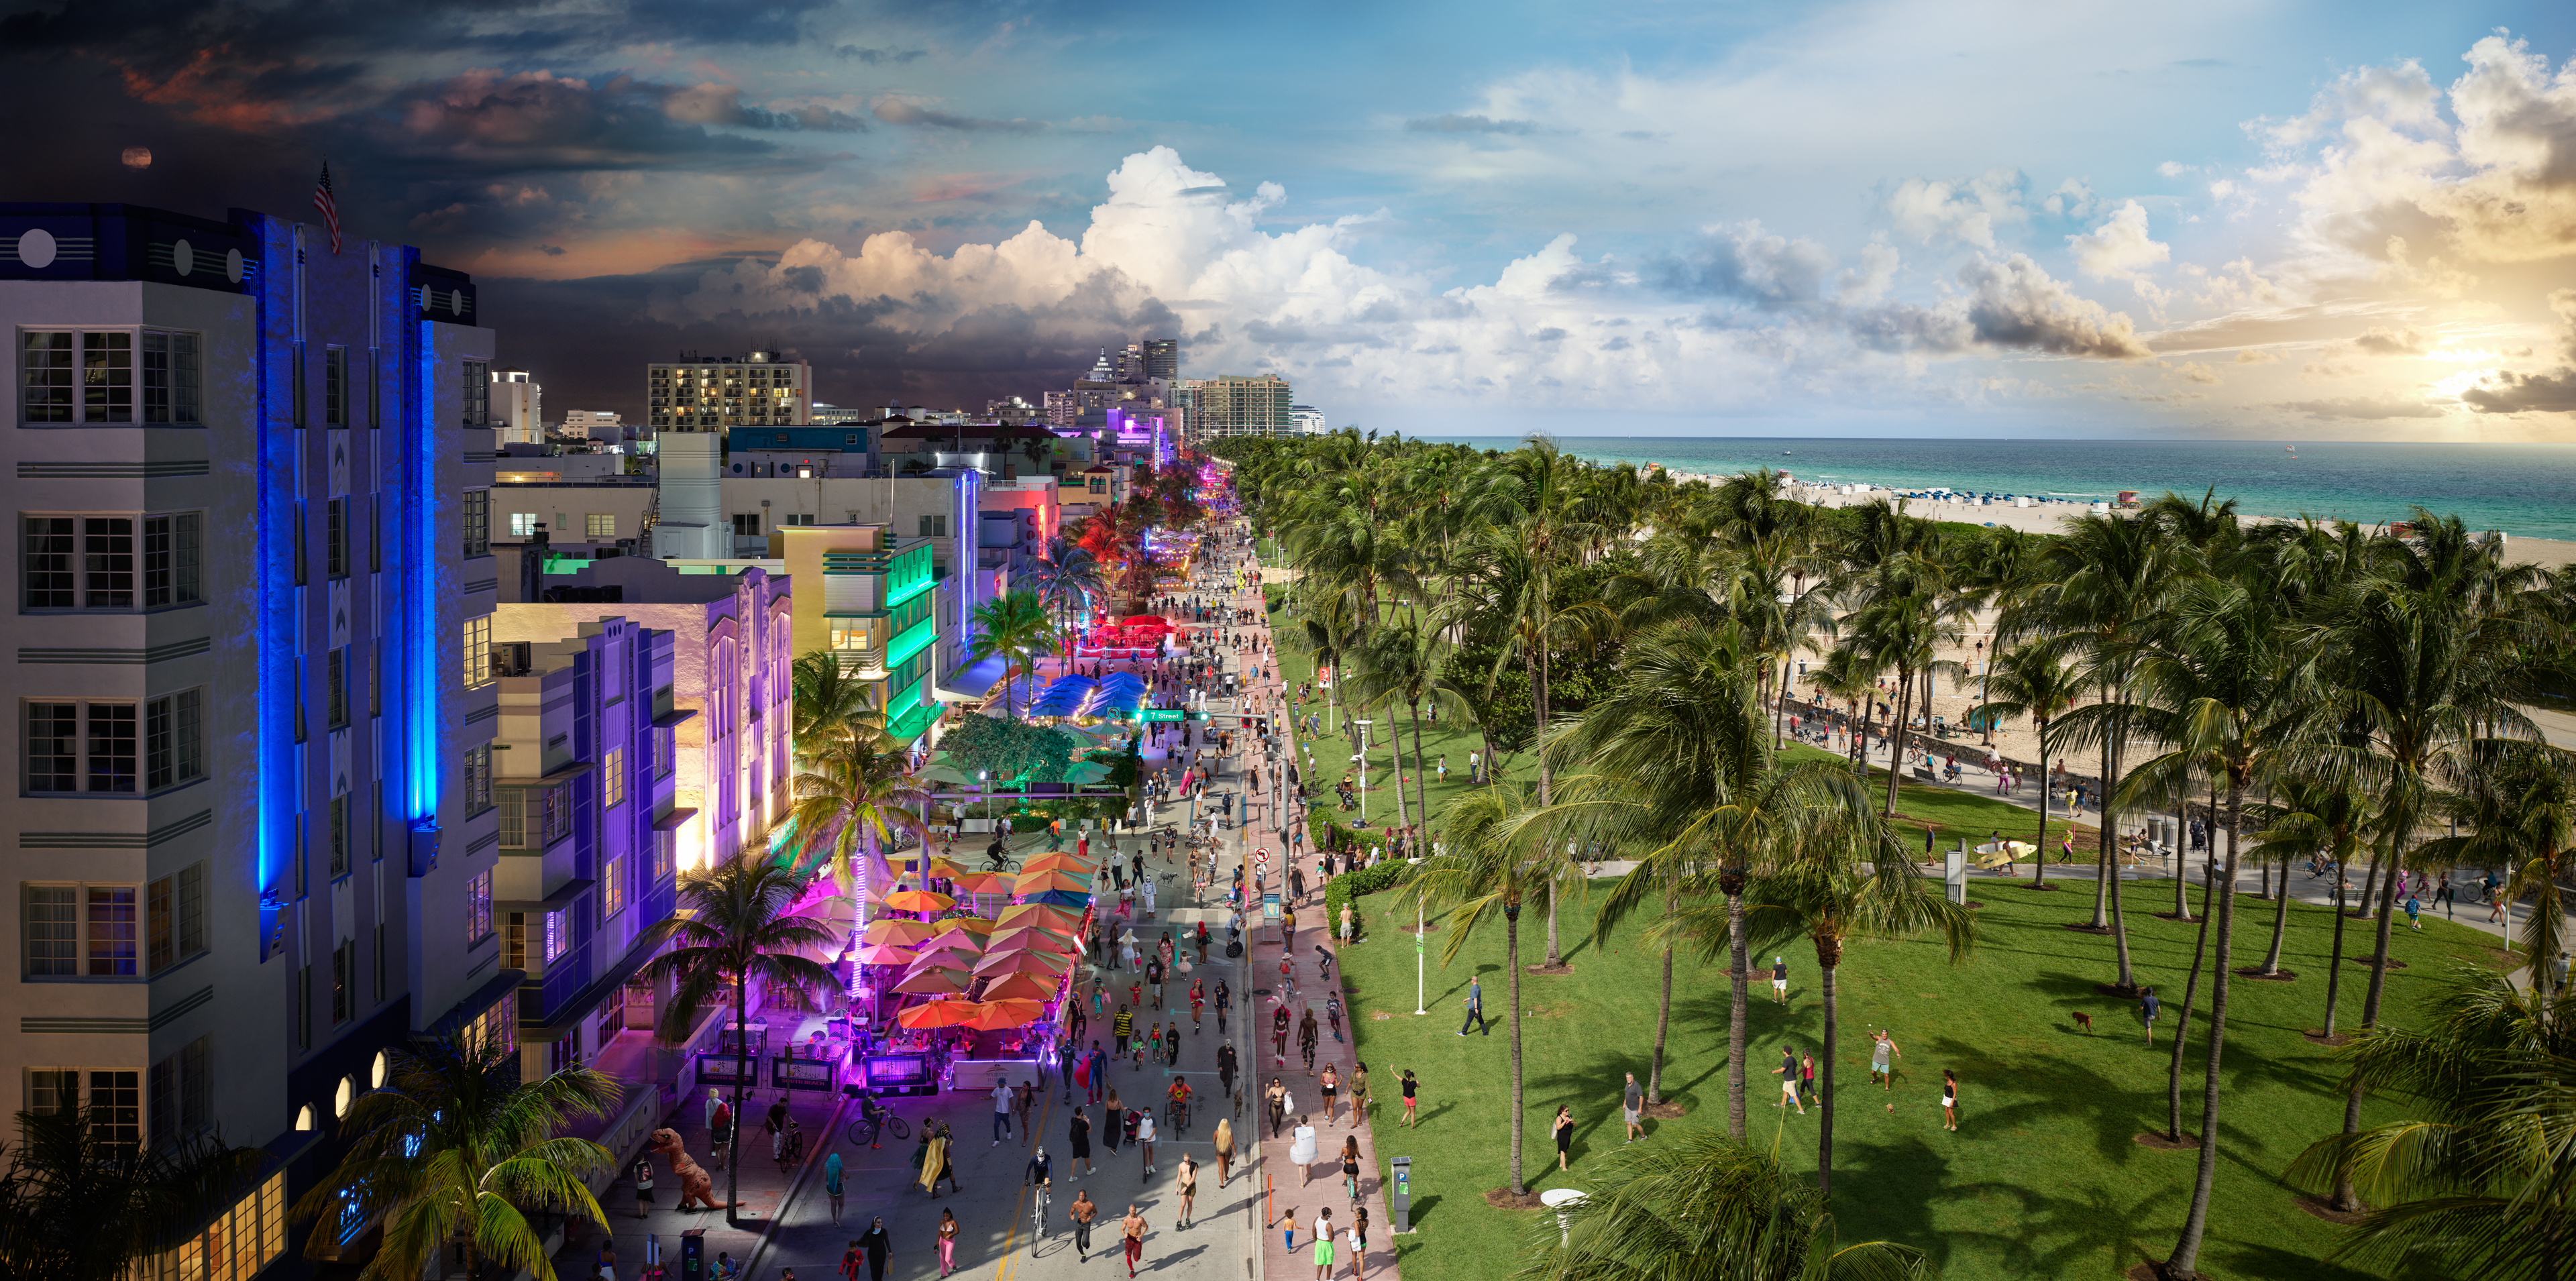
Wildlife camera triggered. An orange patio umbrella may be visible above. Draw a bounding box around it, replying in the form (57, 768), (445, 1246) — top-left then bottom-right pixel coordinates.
(1020, 853), (1093, 874)
(896, 999), (981, 1029)
(922, 926), (987, 954)
(1014, 869), (1094, 894)
(977, 972), (1060, 1002)
(853, 943), (916, 966)
(880, 889), (955, 913)
(922, 857), (972, 881)
(951, 871), (1016, 895)
(996, 903), (1083, 932)
(946, 915), (1000, 936)
(966, 999), (1048, 1032)
(973, 950), (1072, 979)
(892, 966), (974, 995)
(862, 919), (938, 946)
(983, 926), (1075, 954)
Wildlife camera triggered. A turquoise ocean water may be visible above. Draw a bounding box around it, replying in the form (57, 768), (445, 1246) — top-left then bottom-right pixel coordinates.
(1434, 437), (2576, 541)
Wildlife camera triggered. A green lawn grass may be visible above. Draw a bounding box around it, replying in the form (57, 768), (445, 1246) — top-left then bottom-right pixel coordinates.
(1336, 879), (2502, 1281)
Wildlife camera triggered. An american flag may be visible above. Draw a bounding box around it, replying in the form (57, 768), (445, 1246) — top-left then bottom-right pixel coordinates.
(311, 163), (341, 254)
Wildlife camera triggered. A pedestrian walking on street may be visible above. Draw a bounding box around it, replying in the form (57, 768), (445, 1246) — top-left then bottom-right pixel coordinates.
(1137, 1105), (1159, 1175)
(1218, 1040), (1240, 1105)
(858, 1219), (892, 1281)
(992, 1076), (1014, 1144)
(935, 1208), (959, 1278)
(1340, 1133), (1362, 1201)
(1177, 1153), (1201, 1227)
(1799, 1052), (1817, 1103)
(823, 1150), (845, 1225)
(1069, 1105), (1094, 1175)
(1300, 1007), (1321, 1074)
(1770, 955), (1788, 1004)
(1349, 1208), (1369, 1281)
(1621, 1071), (1644, 1142)
(1214, 1116), (1237, 1186)
(1311, 1207), (1336, 1281)
(840, 1239), (863, 1281)
(1319, 1063), (1340, 1125)
(1291, 1115), (1320, 1186)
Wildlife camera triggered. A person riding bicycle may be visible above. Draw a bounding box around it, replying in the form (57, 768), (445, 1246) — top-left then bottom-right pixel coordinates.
(1026, 1146), (1053, 1188)
(1167, 1076), (1193, 1126)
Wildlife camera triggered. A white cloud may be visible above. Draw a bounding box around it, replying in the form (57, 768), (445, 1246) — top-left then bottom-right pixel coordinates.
(2068, 201), (2171, 279)
(1886, 169), (2025, 247)
(2041, 178), (2099, 218)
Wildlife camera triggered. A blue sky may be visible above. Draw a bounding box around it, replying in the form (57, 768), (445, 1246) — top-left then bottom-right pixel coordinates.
(15, 0), (2576, 437)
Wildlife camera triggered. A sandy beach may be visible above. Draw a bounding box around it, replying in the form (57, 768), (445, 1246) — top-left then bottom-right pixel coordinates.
(1664, 470), (2576, 569)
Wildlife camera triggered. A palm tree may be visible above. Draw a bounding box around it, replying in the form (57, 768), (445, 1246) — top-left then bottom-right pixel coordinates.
(1968, 640), (2085, 888)
(1550, 618), (1847, 1137)
(1834, 556), (1970, 818)
(1397, 784), (1564, 1199)
(2094, 575), (2315, 1281)
(1349, 618), (1452, 836)
(966, 590), (1061, 718)
(1661, 813), (1974, 1196)
(2249, 769), (2378, 1212)
(2288, 968), (2576, 1280)
(1511, 1129), (1929, 1281)
(788, 731), (934, 960)
(791, 648), (883, 754)
(0, 1108), (259, 1280)
(293, 1033), (621, 1281)
(1024, 535), (1104, 651)
(643, 852), (838, 1226)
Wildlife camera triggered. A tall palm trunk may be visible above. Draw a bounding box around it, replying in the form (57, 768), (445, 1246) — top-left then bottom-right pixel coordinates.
(2031, 722), (2051, 888)
(1882, 667), (1914, 816)
(2322, 858), (2359, 1211)
(1650, 882), (1676, 1106)
(1407, 698), (1430, 836)
(1774, 657), (1794, 748)
(2105, 733), (2138, 991)
(2165, 860), (2212, 1141)
(1505, 908), (1528, 1196)
(2360, 842), (2403, 1025)
(2165, 777), (2245, 1280)
(1535, 643), (1564, 970)
(2255, 860), (2295, 974)
(730, 972), (748, 1227)
(2091, 734), (2114, 930)
(1814, 932), (1845, 1197)
(1723, 869), (1750, 1138)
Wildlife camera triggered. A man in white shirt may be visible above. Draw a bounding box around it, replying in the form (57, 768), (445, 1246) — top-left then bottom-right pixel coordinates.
(993, 1078), (1015, 1144)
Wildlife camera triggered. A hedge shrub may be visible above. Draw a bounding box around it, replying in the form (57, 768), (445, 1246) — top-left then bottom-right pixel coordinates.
(1323, 859), (1415, 944)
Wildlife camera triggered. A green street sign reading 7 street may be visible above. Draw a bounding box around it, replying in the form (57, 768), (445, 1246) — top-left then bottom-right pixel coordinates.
(1140, 709), (1184, 722)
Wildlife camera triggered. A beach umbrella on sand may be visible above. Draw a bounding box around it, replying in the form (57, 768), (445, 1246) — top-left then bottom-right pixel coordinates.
(896, 999), (981, 1029)
(893, 966), (974, 995)
(966, 999), (1048, 1032)
(973, 950), (1072, 979)
(863, 919), (937, 946)
(879, 889), (955, 913)
(978, 972), (1060, 1002)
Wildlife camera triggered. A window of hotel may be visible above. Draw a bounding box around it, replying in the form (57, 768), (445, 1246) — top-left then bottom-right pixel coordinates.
(330, 939), (354, 1024)
(324, 347), (346, 427)
(461, 744), (493, 816)
(462, 616), (490, 689)
(461, 360), (489, 427)
(586, 513), (616, 538)
(325, 500), (346, 578)
(509, 512), (538, 538)
(464, 871), (493, 947)
(144, 863), (207, 974)
(30, 1068), (144, 1146)
(462, 489), (490, 557)
(327, 794), (349, 878)
(21, 883), (142, 977)
(19, 330), (201, 425)
(652, 726), (673, 777)
(326, 648), (347, 729)
(601, 746), (625, 809)
(148, 1036), (212, 1148)
(29, 694), (203, 795)
(140, 513), (203, 607)
(602, 850), (627, 920)
(653, 828), (674, 882)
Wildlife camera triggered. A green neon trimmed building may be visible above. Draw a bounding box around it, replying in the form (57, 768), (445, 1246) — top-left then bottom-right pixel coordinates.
(782, 523), (948, 746)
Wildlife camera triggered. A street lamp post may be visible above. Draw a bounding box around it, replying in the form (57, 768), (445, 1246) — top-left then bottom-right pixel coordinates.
(1355, 720), (1374, 828)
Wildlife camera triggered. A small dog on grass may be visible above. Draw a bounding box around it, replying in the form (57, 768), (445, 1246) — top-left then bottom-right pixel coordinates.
(2072, 1011), (2095, 1035)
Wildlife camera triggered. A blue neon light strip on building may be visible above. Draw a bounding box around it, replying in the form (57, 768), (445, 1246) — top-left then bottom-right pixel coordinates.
(407, 302), (441, 823)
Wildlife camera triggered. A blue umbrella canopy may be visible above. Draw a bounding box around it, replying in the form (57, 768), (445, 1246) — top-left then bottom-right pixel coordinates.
(1024, 889), (1093, 910)
(1028, 674), (1097, 718)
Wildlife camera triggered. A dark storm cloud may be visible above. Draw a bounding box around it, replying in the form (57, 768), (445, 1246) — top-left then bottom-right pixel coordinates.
(1405, 113), (1538, 135)
(2461, 370), (2576, 414)
(480, 266), (1181, 418)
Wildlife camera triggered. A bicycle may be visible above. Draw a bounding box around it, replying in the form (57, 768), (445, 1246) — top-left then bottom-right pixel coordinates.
(1030, 1180), (1051, 1238)
(847, 1108), (912, 1148)
(773, 1121), (805, 1176)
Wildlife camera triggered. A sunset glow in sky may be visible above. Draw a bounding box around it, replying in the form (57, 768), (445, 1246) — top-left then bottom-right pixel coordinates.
(12, 0), (2576, 438)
